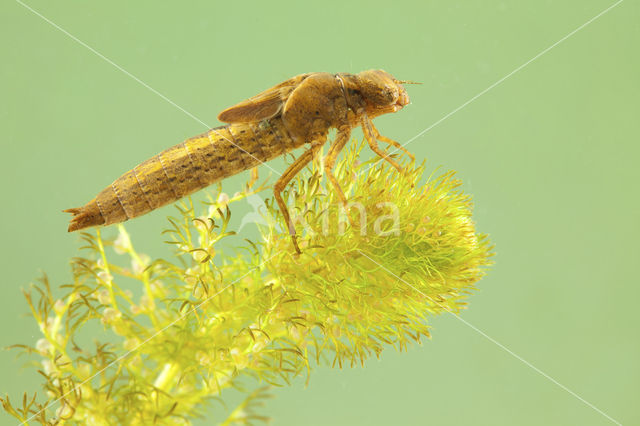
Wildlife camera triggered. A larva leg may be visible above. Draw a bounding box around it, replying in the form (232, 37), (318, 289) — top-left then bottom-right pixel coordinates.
(274, 142), (322, 254)
(323, 125), (352, 208)
(312, 144), (324, 174)
(245, 167), (259, 190)
(361, 116), (403, 173)
(370, 121), (415, 162)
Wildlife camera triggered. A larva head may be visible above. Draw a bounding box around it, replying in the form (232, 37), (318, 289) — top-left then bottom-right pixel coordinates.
(355, 69), (413, 117)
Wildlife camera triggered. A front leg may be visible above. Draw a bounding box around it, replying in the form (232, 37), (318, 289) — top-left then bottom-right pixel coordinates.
(361, 115), (403, 173)
(370, 121), (415, 162)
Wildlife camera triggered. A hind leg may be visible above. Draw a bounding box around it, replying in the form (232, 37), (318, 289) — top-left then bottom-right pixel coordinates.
(323, 125), (352, 208)
(245, 167), (259, 191)
(273, 140), (324, 254)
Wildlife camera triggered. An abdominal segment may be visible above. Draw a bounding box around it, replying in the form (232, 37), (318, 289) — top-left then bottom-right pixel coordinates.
(65, 119), (297, 231)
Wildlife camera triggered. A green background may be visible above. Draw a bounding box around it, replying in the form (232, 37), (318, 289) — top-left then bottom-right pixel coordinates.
(1, 0), (638, 425)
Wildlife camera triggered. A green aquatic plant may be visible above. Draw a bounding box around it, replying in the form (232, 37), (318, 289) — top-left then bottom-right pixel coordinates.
(2, 141), (492, 425)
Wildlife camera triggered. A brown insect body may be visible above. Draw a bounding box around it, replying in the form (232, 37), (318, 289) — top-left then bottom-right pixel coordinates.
(66, 70), (415, 252)
(65, 119), (301, 231)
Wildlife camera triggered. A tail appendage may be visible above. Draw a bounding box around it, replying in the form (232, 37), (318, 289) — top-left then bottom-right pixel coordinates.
(63, 201), (105, 232)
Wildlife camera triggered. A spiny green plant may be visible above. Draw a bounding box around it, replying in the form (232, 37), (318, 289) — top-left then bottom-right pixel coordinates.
(2, 140), (493, 425)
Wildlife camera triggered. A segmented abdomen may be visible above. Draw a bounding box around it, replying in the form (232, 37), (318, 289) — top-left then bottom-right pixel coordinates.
(66, 119), (298, 232)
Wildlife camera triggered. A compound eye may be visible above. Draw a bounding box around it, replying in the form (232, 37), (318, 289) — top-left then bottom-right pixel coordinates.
(382, 86), (398, 104)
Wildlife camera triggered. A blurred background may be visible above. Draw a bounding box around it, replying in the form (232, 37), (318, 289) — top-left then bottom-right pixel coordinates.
(1, 1), (638, 424)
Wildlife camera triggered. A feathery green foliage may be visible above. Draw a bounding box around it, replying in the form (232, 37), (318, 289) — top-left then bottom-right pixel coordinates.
(2, 140), (492, 425)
